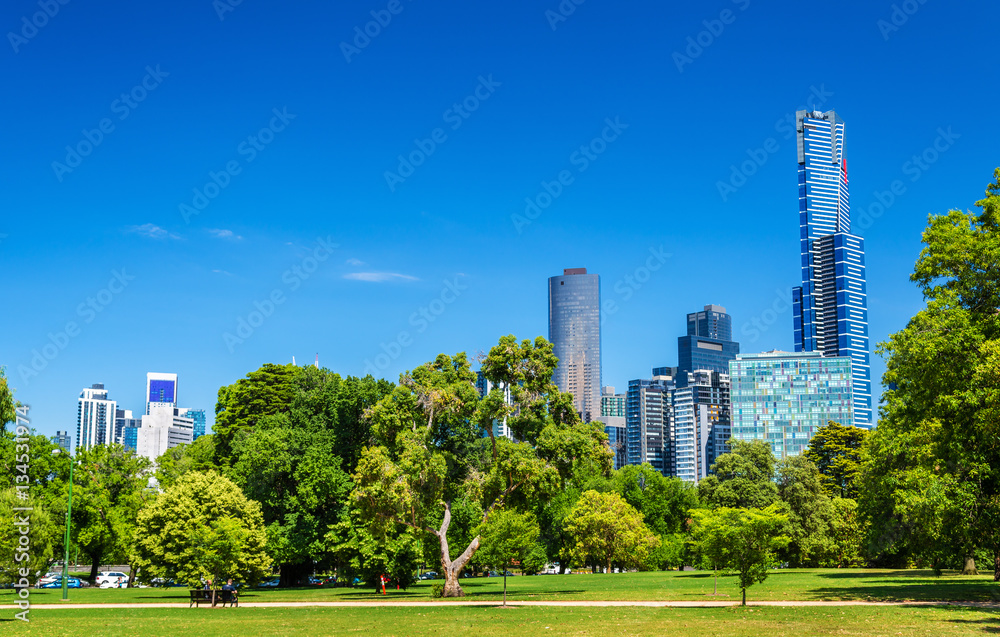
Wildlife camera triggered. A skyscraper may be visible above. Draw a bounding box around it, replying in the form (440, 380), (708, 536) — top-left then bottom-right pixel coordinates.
(672, 370), (731, 483)
(792, 110), (872, 425)
(114, 408), (142, 446)
(729, 350), (854, 458)
(548, 268), (601, 422)
(677, 304), (740, 382)
(625, 375), (674, 475)
(146, 372), (178, 415)
(77, 384), (116, 450)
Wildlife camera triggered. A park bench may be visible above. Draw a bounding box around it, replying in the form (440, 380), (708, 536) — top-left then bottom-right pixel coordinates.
(189, 589), (239, 608)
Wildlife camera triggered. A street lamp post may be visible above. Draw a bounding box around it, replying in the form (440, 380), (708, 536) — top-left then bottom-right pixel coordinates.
(53, 449), (73, 601)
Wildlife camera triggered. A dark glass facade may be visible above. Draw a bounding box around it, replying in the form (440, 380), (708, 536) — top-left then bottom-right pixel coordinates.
(677, 305), (740, 383)
(548, 268), (602, 422)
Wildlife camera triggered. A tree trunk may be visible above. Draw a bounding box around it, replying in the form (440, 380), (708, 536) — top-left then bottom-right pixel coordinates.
(742, 587), (746, 606)
(961, 556), (978, 576)
(994, 551), (999, 582)
(503, 567), (507, 607)
(87, 552), (100, 584)
(434, 501), (481, 598)
(607, 559), (612, 575)
(713, 571), (717, 595)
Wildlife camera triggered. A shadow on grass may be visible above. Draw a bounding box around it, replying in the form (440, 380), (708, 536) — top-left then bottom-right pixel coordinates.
(928, 604), (1000, 634)
(805, 581), (1000, 603)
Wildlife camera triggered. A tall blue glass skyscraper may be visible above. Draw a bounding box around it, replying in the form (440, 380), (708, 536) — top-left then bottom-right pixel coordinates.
(548, 268), (602, 422)
(792, 110), (871, 426)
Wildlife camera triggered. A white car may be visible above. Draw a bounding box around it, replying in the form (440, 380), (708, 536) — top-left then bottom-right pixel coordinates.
(96, 572), (129, 588)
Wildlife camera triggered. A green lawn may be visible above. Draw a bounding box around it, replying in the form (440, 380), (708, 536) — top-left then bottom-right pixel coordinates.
(6, 605), (1000, 636)
(5, 569), (1000, 605)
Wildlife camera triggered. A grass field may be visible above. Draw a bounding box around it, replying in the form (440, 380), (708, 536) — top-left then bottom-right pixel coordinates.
(5, 605), (1000, 636)
(5, 569), (1000, 605)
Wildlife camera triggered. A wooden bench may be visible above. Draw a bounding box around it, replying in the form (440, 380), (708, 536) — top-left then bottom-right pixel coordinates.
(189, 589), (239, 608)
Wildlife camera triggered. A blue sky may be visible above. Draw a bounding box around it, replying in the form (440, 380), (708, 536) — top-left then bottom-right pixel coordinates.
(2, 0), (998, 440)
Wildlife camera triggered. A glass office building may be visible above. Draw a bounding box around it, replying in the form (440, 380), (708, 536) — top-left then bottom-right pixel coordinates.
(677, 304), (740, 383)
(625, 377), (674, 475)
(548, 268), (602, 422)
(601, 386), (626, 417)
(183, 409), (207, 440)
(672, 370), (731, 482)
(792, 110), (871, 425)
(729, 351), (854, 458)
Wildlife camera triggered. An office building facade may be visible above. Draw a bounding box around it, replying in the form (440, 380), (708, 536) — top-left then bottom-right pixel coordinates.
(791, 110), (871, 425)
(625, 376), (674, 475)
(77, 384), (117, 450)
(677, 305), (740, 382)
(146, 372), (178, 415)
(729, 350), (854, 458)
(135, 404), (195, 462)
(548, 268), (602, 422)
(672, 370), (731, 483)
(114, 408), (142, 448)
(51, 431), (71, 453)
(601, 386), (626, 417)
(180, 408), (207, 440)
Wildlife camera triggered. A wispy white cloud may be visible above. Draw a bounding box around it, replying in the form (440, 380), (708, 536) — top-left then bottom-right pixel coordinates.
(346, 258), (365, 266)
(208, 228), (243, 241)
(126, 223), (180, 240)
(343, 272), (418, 283)
(212, 269), (233, 276)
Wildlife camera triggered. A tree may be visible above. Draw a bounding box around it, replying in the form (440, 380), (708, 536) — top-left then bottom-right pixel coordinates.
(353, 336), (611, 597)
(155, 435), (220, 489)
(563, 490), (660, 574)
(804, 421), (867, 499)
(828, 497), (865, 567)
(71, 445), (152, 583)
(0, 489), (58, 586)
(860, 170), (1000, 579)
(218, 366), (392, 586)
(0, 368), (15, 432)
(476, 508), (540, 606)
(687, 507), (731, 595)
(698, 440), (778, 509)
(214, 363), (299, 462)
(694, 505), (789, 605)
(133, 471), (271, 586)
(776, 455), (836, 567)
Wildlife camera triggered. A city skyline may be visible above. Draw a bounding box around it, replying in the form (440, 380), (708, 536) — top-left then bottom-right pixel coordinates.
(4, 1), (997, 443)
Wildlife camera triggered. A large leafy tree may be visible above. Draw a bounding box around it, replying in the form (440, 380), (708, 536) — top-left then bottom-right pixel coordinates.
(71, 444), (152, 583)
(563, 490), (660, 574)
(214, 363), (300, 462)
(698, 440), (779, 509)
(133, 471), (271, 586)
(775, 455), (836, 567)
(0, 489), (58, 585)
(613, 463), (698, 570)
(860, 170), (1000, 578)
(155, 435), (220, 489)
(353, 336), (611, 597)
(805, 421), (867, 499)
(218, 365), (392, 585)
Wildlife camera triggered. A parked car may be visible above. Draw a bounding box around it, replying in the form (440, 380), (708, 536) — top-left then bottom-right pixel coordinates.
(100, 577), (128, 589)
(37, 572), (63, 587)
(257, 577), (280, 587)
(418, 572), (438, 580)
(40, 577), (81, 589)
(96, 571), (129, 587)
